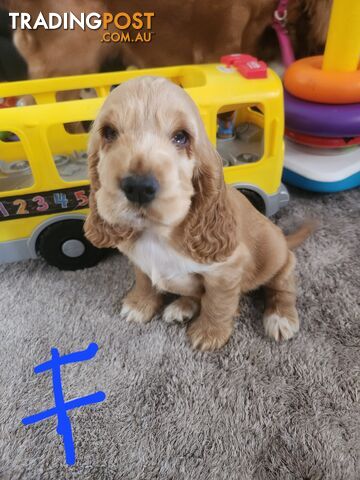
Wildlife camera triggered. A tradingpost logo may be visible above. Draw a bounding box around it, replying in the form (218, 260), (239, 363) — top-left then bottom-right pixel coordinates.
(9, 11), (155, 43)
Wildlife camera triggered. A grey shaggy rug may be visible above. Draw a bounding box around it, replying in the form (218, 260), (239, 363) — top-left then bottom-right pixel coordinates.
(1, 186), (359, 480)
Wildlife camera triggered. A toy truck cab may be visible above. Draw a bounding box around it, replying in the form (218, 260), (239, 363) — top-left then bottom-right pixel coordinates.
(0, 60), (288, 269)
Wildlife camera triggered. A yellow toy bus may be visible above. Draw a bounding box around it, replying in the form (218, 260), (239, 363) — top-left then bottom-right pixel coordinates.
(0, 59), (288, 269)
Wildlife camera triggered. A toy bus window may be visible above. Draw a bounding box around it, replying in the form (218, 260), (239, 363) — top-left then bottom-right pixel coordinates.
(55, 88), (97, 103)
(0, 131), (34, 192)
(0, 96), (36, 109)
(63, 120), (93, 134)
(217, 104), (264, 167)
(47, 123), (89, 182)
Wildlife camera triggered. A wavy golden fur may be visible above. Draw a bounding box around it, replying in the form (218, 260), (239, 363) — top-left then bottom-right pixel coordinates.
(174, 137), (238, 264)
(84, 77), (313, 351)
(84, 127), (137, 248)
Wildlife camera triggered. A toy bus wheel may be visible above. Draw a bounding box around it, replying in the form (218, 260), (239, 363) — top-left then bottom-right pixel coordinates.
(239, 188), (266, 214)
(37, 219), (109, 270)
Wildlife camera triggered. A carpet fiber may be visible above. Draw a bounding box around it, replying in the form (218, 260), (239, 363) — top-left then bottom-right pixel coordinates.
(1, 186), (359, 480)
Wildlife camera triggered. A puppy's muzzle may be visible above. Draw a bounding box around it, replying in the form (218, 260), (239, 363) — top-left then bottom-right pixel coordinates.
(120, 174), (159, 205)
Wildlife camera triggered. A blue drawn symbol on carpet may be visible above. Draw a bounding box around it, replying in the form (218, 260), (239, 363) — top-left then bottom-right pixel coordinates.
(22, 343), (106, 466)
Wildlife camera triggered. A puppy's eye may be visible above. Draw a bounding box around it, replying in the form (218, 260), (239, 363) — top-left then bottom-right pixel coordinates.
(172, 130), (189, 147)
(100, 125), (118, 142)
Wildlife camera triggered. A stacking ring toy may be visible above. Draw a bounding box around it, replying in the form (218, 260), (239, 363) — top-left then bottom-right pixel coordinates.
(284, 0), (360, 104)
(283, 0), (360, 194)
(285, 129), (360, 149)
(285, 91), (360, 137)
(284, 56), (360, 105)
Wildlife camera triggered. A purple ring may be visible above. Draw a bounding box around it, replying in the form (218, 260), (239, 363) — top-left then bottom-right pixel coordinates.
(285, 90), (360, 137)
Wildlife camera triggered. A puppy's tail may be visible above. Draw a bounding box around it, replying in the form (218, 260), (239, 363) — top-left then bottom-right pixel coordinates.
(285, 220), (317, 250)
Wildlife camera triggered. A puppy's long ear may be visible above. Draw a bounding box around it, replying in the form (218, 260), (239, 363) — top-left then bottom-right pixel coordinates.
(305, 0), (332, 50)
(179, 136), (237, 263)
(289, 0), (331, 56)
(84, 126), (135, 248)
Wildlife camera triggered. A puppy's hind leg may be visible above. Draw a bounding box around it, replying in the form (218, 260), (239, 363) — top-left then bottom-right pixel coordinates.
(263, 251), (299, 341)
(121, 267), (163, 324)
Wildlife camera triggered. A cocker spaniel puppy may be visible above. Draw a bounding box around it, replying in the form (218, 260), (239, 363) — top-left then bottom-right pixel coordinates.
(85, 76), (311, 351)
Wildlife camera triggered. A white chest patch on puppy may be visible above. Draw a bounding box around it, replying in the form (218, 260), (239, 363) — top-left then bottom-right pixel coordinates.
(128, 230), (213, 287)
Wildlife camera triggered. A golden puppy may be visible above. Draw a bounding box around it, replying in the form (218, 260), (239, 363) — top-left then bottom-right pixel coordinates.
(85, 76), (311, 351)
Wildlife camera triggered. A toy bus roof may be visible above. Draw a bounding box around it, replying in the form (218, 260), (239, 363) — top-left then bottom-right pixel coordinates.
(0, 63), (282, 123)
(0, 63), (285, 212)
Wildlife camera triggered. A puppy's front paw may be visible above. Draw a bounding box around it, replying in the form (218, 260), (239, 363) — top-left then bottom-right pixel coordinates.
(263, 313), (299, 341)
(120, 303), (150, 324)
(120, 295), (162, 324)
(163, 297), (199, 324)
(187, 317), (232, 352)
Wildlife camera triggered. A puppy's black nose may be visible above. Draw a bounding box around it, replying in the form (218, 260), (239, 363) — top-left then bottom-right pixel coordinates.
(120, 175), (159, 204)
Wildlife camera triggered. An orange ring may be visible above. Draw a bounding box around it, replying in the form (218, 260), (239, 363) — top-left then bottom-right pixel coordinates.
(284, 56), (360, 104)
